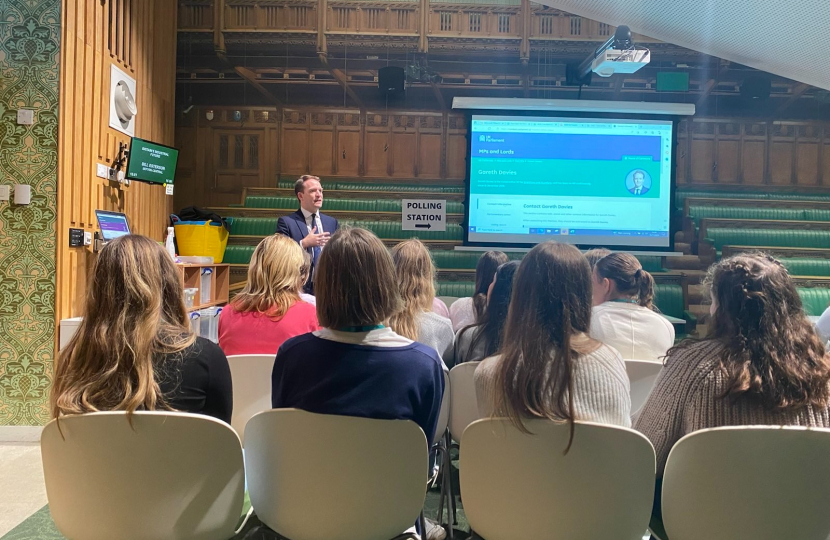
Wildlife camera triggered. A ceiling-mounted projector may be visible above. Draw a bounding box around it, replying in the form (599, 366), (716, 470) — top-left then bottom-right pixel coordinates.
(571, 25), (650, 84)
(591, 48), (650, 77)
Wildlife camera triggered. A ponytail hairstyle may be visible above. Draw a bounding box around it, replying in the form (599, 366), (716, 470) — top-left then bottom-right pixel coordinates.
(700, 252), (830, 410)
(389, 239), (437, 340)
(492, 242), (597, 453)
(472, 251), (509, 322)
(594, 252), (655, 309)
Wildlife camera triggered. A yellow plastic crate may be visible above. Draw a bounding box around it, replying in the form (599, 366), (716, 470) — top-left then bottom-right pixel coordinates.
(174, 221), (229, 263)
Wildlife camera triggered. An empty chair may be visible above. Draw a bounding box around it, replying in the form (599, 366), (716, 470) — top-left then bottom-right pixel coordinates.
(226, 354), (275, 439)
(461, 418), (655, 540)
(662, 426), (830, 540)
(244, 409), (428, 540)
(448, 362), (480, 442)
(41, 411), (245, 540)
(626, 360), (663, 415)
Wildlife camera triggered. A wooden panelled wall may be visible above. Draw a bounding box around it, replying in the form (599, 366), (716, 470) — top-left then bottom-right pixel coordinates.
(175, 108), (468, 208)
(176, 108), (830, 209)
(57, 0), (178, 320)
(675, 119), (830, 187)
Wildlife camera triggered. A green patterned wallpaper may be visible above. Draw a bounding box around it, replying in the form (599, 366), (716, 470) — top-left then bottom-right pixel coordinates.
(0, 0), (60, 426)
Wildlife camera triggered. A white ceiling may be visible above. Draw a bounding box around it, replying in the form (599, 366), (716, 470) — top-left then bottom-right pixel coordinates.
(535, 0), (830, 90)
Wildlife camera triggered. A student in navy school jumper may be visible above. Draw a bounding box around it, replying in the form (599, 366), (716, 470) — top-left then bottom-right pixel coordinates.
(271, 226), (447, 539)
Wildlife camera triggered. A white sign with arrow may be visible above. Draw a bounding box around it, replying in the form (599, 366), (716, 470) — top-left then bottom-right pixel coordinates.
(401, 199), (447, 232)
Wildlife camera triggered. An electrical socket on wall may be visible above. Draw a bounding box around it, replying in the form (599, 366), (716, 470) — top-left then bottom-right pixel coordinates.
(0, 185), (9, 201)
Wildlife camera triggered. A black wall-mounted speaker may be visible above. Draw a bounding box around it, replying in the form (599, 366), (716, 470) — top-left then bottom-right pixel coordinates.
(378, 66), (406, 94)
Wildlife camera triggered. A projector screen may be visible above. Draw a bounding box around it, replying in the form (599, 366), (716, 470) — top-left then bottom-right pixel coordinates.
(466, 115), (675, 249)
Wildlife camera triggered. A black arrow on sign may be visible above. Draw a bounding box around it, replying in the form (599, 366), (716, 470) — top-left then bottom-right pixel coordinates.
(415, 223), (432, 229)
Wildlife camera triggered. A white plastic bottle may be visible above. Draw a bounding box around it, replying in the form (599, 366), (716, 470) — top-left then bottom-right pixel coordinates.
(165, 227), (176, 260)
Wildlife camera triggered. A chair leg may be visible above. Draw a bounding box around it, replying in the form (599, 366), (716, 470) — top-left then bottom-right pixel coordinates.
(419, 510), (427, 540)
(445, 432), (458, 527)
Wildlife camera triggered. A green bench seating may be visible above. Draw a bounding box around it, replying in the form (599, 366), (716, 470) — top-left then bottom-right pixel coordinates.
(688, 206), (830, 230)
(780, 258), (830, 277)
(228, 217), (464, 241)
(276, 180), (464, 193)
(707, 228), (830, 252)
(677, 189), (830, 210)
(226, 241), (665, 273)
(798, 288), (830, 316)
(437, 281), (685, 319)
(245, 196), (465, 214)
(431, 251), (664, 273)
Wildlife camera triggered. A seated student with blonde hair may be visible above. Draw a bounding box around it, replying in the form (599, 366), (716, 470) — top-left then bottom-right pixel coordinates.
(51, 235), (232, 424)
(389, 239), (455, 366)
(590, 252), (674, 361)
(636, 253), (830, 538)
(475, 242), (631, 430)
(271, 227), (447, 539)
(219, 234), (319, 356)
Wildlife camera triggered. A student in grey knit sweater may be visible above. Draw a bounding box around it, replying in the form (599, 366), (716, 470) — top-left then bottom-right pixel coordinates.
(389, 239), (455, 366)
(636, 252), (830, 538)
(475, 242), (631, 441)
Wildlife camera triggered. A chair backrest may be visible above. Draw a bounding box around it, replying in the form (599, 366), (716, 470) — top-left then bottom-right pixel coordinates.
(226, 354), (275, 440)
(461, 418), (655, 540)
(433, 368), (451, 445)
(245, 409), (428, 540)
(449, 362), (480, 442)
(41, 411), (245, 540)
(625, 359), (663, 414)
(662, 426), (830, 540)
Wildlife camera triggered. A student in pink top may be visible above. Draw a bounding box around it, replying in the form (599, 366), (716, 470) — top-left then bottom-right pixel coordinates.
(219, 234), (320, 356)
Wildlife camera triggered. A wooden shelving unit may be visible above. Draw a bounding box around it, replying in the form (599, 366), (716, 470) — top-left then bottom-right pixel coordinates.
(176, 263), (230, 311)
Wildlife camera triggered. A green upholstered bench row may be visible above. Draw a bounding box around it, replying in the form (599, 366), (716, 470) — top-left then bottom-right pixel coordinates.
(688, 206), (830, 223)
(245, 196), (465, 213)
(226, 242), (664, 273)
(431, 251), (664, 273)
(780, 258), (830, 277)
(677, 190), (830, 209)
(228, 217), (464, 240)
(437, 282), (685, 319)
(798, 288), (830, 316)
(276, 180), (464, 193)
(706, 228), (830, 251)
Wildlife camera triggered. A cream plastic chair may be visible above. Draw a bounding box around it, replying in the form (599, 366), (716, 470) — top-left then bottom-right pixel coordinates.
(662, 425), (830, 540)
(244, 409), (428, 540)
(226, 353), (275, 440)
(625, 359), (663, 414)
(461, 418), (656, 540)
(448, 362), (480, 443)
(41, 411), (245, 540)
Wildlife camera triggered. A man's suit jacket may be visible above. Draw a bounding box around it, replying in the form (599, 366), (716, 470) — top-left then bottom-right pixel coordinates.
(276, 209), (339, 294)
(629, 186), (650, 196)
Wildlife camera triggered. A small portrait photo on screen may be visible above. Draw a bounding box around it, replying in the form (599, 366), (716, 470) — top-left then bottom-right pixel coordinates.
(626, 169), (652, 196)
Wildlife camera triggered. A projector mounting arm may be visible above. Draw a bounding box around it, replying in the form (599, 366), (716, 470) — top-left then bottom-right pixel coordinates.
(575, 25), (634, 84)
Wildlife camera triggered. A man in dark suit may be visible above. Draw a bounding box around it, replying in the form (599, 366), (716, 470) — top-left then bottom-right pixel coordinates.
(628, 170), (650, 196)
(276, 175), (339, 294)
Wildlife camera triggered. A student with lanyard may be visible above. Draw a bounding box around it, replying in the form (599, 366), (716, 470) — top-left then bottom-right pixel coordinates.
(589, 252), (674, 361)
(271, 227), (447, 539)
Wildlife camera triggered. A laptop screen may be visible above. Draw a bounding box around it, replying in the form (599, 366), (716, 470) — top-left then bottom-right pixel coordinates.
(95, 210), (131, 242)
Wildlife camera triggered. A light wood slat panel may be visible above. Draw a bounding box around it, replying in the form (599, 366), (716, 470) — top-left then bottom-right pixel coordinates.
(57, 0), (178, 323)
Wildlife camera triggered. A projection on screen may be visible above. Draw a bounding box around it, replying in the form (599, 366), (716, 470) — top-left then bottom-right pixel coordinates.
(467, 115), (674, 248)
